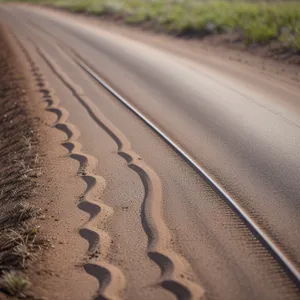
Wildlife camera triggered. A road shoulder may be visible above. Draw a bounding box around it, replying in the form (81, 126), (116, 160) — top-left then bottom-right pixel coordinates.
(0, 23), (97, 300)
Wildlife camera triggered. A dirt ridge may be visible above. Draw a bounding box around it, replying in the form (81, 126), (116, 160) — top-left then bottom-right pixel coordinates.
(33, 40), (205, 300)
(13, 35), (126, 300)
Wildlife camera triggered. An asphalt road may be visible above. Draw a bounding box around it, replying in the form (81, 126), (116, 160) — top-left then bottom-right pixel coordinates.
(1, 5), (300, 300)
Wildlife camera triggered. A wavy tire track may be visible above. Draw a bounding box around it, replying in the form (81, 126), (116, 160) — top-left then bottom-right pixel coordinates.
(14, 35), (125, 300)
(34, 43), (205, 300)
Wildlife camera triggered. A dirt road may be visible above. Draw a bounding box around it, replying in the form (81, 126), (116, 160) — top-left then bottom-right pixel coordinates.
(1, 4), (300, 300)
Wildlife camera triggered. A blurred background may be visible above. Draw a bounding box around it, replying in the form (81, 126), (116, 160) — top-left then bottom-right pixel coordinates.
(3, 0), (299, 52)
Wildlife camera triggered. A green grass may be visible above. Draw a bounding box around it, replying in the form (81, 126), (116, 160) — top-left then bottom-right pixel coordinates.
(4, 0), (300, 51)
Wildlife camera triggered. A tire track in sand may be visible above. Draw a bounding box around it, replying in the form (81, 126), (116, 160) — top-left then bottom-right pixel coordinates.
(34, 42), (205, 300)
(15, 35), (125, 300)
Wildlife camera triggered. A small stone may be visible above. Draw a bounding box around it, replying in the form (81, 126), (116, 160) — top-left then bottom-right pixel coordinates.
(29, 170), (42, 178)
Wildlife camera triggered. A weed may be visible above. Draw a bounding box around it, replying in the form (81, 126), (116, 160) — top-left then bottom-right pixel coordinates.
(0, 271), (30, 296)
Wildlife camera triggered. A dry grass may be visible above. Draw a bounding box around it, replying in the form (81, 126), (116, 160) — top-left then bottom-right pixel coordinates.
(0, 25), (43, 296)
(0, 222), (42, 270)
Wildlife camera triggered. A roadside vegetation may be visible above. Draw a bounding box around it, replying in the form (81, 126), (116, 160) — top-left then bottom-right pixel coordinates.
(7, 0), (300, 53)
(0, 26), (43, 298)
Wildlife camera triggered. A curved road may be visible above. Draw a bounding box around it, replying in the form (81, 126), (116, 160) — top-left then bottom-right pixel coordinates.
(1, 5), (300, 300)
